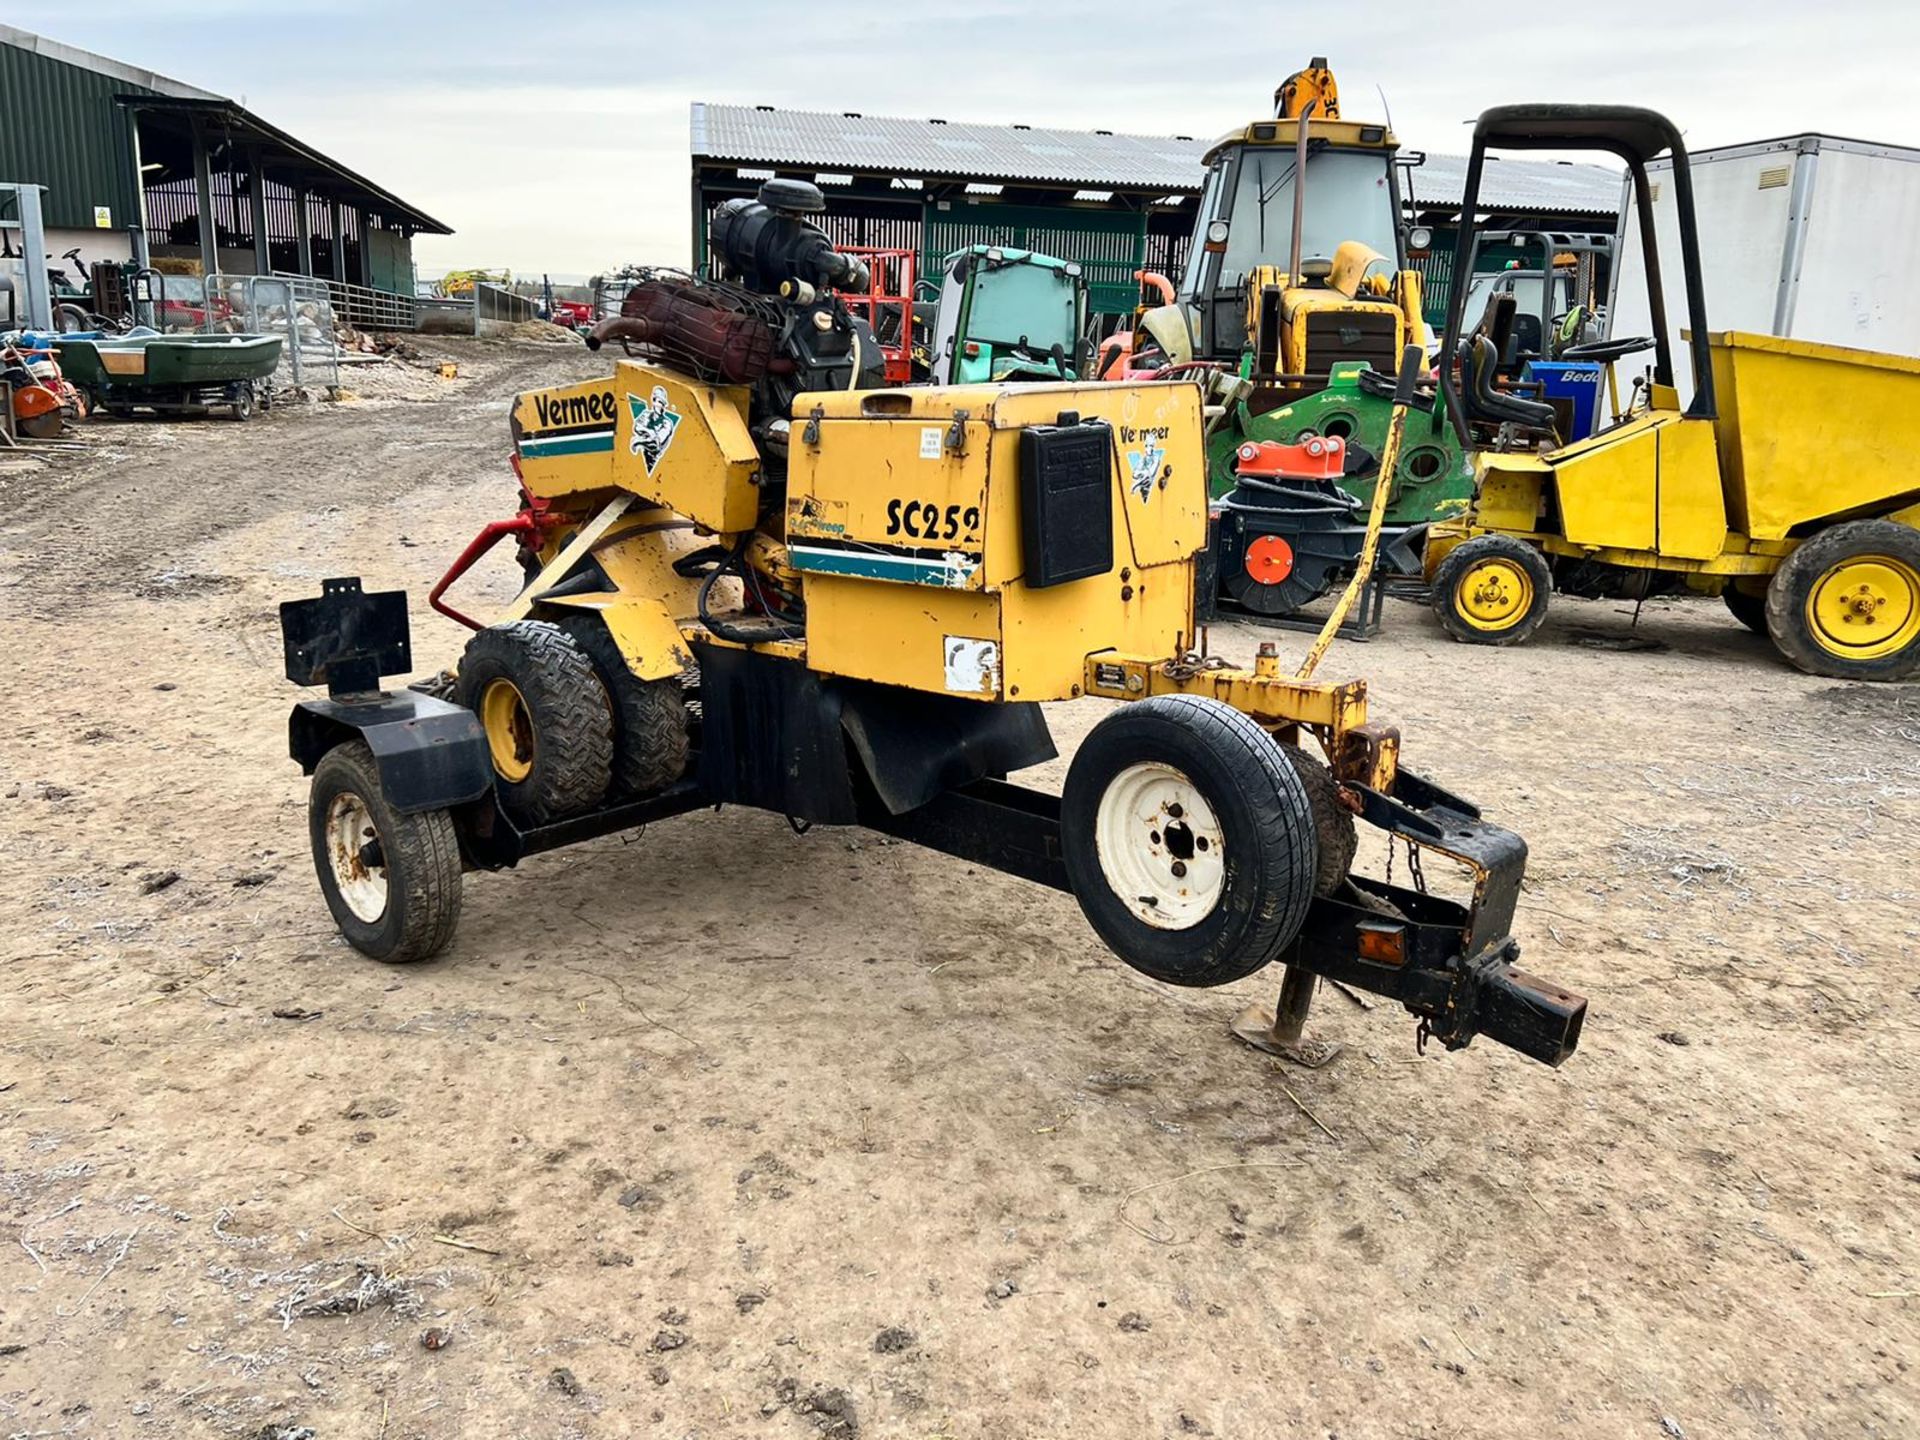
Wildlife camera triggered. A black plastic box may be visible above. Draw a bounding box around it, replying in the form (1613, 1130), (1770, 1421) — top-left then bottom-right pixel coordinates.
(1018, 419), (1113, 588)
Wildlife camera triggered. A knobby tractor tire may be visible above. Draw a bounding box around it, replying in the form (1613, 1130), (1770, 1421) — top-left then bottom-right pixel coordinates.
(1279, 743), (1358, 898)
(1723, 581), (1768, 636)
(1431, 534), (1553, 646)
(1765, 519), (1920, 681)
(308, 741), (461, 963)
(453, 619), (614, 826)
(1061, 696), (1317, 988)
(557, 614), (691, 799)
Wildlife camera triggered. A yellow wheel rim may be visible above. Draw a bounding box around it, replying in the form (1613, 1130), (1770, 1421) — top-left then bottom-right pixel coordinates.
(1806, 555), (1920, 660)
(1455, 557), (1535, 632)
(480, 678), (536, 783)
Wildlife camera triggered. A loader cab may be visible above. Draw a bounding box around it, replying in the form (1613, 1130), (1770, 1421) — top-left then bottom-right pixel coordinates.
(926, 246), (1087, 386)
(1172, 117), (1410, 372)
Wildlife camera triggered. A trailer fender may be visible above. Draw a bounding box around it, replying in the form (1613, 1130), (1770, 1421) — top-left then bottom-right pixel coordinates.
(537, 595), (694, 681)
(289, 691), (493, 815)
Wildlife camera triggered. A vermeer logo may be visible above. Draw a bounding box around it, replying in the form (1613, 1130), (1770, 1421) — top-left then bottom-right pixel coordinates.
(628, 386), (683, 476)
(1121, 423), (1169, 503)
(532, 389), (617, 429)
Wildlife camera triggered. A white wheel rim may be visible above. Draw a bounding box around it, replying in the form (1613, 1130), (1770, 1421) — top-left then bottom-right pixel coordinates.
(1092, 762), (1226, 930)
(325, 791), (389, 923)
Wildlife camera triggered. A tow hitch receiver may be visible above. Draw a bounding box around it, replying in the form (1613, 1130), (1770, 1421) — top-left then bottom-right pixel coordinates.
(1287, 767), (1586, 1065)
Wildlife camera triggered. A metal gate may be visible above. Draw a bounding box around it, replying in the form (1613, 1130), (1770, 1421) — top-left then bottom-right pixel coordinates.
(203, 273), (342, 389)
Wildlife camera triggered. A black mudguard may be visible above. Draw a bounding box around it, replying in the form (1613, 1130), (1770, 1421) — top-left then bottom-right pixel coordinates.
(692, 642), (1056, 824)
(288, 691), (493, 815)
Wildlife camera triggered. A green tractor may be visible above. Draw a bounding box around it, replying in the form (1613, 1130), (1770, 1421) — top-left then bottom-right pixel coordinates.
(924, 245), (1087, 384)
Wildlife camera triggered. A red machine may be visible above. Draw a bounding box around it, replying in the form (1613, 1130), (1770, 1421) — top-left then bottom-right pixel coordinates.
(835, 246), (916, 384)
(550, 299), (595, 332)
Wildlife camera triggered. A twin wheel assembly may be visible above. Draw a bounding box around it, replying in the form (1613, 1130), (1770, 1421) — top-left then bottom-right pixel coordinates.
(454, 617), (689, 826)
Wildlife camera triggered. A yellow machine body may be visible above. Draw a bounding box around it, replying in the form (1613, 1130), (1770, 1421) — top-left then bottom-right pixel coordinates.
(505, 362), (1384, 776)
(1247, 244), (1427, 384)
(512, 365), (761, 533)
(785, 381), (1204, 701)
(1433, 331), (1920, 579)
(1207, 111), (1430, 380)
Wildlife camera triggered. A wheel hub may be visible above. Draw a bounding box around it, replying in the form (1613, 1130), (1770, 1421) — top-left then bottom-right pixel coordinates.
(1093, 762), (1226, 930)
(1459, 559), (1531, 629)
(1809, 555), (1920, 658)
(480, 677), (536, 782)
(325, 791), (388, 923)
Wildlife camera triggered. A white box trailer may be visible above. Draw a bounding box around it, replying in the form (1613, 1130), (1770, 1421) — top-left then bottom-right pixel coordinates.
(1610, 133), (1920, 403)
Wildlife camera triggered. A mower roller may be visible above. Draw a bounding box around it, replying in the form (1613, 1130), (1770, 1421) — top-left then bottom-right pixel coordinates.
(278, 180), (1585, 1071)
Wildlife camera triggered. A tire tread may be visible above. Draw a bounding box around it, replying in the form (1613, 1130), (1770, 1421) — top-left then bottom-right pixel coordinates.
(557, 615), (690, 797)
(1764, 519), (1920, 681)
(454, 619), (613, 824)
(310, 742), (461, 964)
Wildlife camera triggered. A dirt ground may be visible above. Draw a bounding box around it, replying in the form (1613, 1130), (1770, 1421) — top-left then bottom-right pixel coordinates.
(1, 337), (1914, 1440)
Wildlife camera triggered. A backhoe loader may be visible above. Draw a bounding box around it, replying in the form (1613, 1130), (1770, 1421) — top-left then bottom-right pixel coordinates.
(1428, 105), (1920, 681)
(1101, 60), (1474, 619)
(277, 178), (1585, 1072)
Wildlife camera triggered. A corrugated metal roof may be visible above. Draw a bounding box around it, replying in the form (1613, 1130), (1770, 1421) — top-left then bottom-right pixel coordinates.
(0, 23), (216, 99)
(691, 102), (1208, 190)
(1404, 151), (1620, 216)
(2, 25), (451, 238)
(691, 102), (1623, 217)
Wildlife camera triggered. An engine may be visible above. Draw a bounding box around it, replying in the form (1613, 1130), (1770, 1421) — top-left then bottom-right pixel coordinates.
(587, 180), (886, 482)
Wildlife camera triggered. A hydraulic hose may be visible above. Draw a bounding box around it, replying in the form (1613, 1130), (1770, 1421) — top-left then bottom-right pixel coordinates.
(697, 537), (805, 644)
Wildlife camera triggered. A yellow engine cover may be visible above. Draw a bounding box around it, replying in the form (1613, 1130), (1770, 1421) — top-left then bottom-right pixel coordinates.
(512, 361), (760, 534)
(785, 381), (1207, 701)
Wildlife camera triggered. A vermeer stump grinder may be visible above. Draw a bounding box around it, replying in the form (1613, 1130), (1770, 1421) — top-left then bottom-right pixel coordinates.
(278, 181), (1585, 1069)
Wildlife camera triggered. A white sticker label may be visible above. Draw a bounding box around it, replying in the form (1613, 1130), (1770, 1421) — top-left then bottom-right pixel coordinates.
(919, 426), (943, 460)
(943, 636), (1000, 695)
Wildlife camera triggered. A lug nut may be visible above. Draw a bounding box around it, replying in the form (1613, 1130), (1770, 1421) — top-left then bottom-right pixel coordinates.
(1170, 861), (1188, 878)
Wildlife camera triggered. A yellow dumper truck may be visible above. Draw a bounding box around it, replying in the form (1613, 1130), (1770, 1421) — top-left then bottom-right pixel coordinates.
(1427, 105), (1920, 681)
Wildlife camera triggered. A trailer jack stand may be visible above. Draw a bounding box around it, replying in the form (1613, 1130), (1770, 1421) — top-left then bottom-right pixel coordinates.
(1231, 965), (1341, 1068)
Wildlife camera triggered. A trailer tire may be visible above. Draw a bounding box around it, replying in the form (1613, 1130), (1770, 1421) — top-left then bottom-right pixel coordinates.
(1062, 696), (1317, 988)
(556, 614), (690, 798)
(454, 619), (613, 825)
(1432, 535), (1552, 646)
(1766, 520), (1920, 681)
(309, 741), (461, 963)
(1722, 580), (1768, 636)
(1279, 743), (1357, 897)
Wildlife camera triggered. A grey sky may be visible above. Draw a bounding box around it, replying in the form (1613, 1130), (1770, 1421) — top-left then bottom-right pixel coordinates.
(17, 0), (1920, 279)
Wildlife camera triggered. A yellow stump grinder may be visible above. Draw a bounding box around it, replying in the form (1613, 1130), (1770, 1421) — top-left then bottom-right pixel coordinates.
(278, 180), (1584, 1068)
